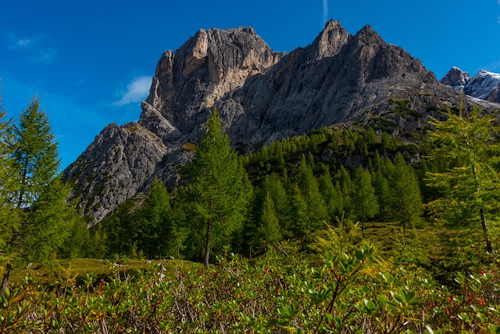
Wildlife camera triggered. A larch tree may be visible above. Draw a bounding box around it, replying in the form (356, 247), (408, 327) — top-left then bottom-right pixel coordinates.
(2, 97), (74, 291)
(0, 99), (17, 256)
(137, 178), (173, 259)
(388, 154), (422, 238)
(352, 168), (379, 237)
(295, 155), (329, 229)
(427, 107), (500, 253)
(258, 191), (282, 246)
(187, 109), (245, 268)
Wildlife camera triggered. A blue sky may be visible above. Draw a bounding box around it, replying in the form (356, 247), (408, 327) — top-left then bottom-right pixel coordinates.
(1, 0), (500, 170)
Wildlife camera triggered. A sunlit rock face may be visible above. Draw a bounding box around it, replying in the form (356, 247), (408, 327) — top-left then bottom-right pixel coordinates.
(63, 20), (498, 224)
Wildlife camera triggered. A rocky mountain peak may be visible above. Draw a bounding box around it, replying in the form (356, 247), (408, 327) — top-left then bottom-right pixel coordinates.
(440, 66), (470, 91)
(310, 19), (351, 59)
(64, 21), (495, 224)
(353, 24), (384, 45)
(464, 70), (500, 103)
(140, 26), (284, 140)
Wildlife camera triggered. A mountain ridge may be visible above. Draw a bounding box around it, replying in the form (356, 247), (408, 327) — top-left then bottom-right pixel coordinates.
(63, 20), (499, 224)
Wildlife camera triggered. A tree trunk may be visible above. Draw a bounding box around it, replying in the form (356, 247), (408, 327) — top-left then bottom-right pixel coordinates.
(1, 264), (11, 294)
(361, 218), (365, 238)
(480, 208), (493, 253)
(204, 221), (212, 269)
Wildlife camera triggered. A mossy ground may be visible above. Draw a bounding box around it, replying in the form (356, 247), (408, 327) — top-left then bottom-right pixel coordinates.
(10, 258), (200, 285)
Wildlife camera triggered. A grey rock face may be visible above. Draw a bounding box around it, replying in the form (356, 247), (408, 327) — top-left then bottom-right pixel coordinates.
(464, 70), (500, 103)
(440, 67), (470, 91)
(141, 26), (284, 141)
(63, 122), (167, 224)
(63, 20), (498, 224)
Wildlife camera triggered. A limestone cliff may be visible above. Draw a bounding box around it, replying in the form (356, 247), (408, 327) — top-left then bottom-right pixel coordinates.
(63, 20), (499, 224)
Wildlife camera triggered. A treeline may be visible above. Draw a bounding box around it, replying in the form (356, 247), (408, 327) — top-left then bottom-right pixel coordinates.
(2, 96), (498, 282)
(90, 111), (477, 266)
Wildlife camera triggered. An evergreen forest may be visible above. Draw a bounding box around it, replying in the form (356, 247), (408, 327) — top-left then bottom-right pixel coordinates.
(0, 96), (499, 333)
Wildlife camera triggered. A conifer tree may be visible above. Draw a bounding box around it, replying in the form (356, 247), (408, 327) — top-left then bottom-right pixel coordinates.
(187, 110), (245, 268)
(22, 177), (74, 262)
(318, 165), (342, 223)
(339, 165), (353, 220)
(258, 191), (282, 246)
(372, 170), (390, 220)
(261, 174), (290, 233)
(388, 154), (422, 238)
(427, 108), (500, 252)
(1, 97), (73, 291)
(137, 178), (174, 259)
(352, 168), (379, 237)
(103, 198), (137, 257)
(0, 100), (16, 253)
(295, 155), (329, 228)
(290, 184), (309, 248)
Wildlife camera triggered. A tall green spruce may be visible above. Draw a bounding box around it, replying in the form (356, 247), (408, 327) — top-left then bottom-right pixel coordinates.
(187, 110), (245, 268)
(1, 97), (74, 291)
(427, 107), (500, 252)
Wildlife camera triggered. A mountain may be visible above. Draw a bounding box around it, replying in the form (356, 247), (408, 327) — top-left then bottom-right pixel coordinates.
(440, 66), (470, 91)
(63, 20), (498, 224)
(441, 67), (500, 103)
(465, 70), (500, 103)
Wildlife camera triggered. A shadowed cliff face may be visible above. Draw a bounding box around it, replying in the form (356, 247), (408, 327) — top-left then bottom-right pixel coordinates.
(63, 20), (499, 224)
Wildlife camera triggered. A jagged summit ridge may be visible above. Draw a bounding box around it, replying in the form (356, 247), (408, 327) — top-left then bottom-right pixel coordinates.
(441, 67), (500, 103)
(440, 66), (470, 91)
(141, 26), (284, 141)
(64, 20), (489, 224)
(465, 70), (500, 103)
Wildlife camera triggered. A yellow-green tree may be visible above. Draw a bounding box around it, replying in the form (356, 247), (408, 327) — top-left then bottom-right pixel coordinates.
(427, 108), (500, 253)
(1, 97), (74, 291)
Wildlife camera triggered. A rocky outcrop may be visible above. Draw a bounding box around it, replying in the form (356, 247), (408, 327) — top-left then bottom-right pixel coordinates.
(141, 26), (284, 141)
(440, 67), (470, 91)
(464, 70), (500, 103)
(63, 20), (499, 224)
(63, 122), (168, 223)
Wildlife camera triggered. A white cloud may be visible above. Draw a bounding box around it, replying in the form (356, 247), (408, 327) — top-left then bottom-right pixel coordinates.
(323, 0), (329, 24)
(4, 33), (57, 64)
(113, 76), (152, 106)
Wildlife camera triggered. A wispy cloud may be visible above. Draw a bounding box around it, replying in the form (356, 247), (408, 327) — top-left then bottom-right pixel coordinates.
(323, 0), (329, 24)
(482, 59), (500, 72)
(113, 76), (152, 106)
(4, 33), (58, 64)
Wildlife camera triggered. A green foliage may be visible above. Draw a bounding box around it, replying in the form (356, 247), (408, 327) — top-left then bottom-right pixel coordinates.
(12, 97), (60, 208)
(0, 97), (75, 291)
(388, 153), (423, 236)
(102, 198), (137, 257)
(1, 235), (498, 333)
(186, 109), (246, 267)
(137, 178), (175, 258)
(258, 191), (282, 245)
(352, 168), (379, 236)
(427, 108), (500, 252)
